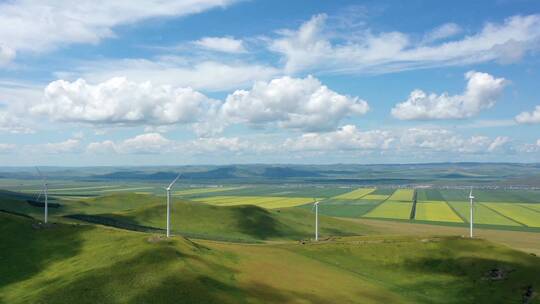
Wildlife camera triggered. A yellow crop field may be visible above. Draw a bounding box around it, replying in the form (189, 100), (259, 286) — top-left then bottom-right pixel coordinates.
(362, 194), (389, 201)
(388, 189), (414, 202)
(174, 187), (240, 196)
(363, 201), (412, 220)
(448, 201), (521, 226)
(520, 204), (540, 213)
(333, 188), (375, 200)
(483, 203), (540, 227)
(192, 196), (314, 209)
(414, 201), (463, 223)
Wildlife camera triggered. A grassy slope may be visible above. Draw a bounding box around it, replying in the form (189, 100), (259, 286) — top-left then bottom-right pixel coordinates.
(66, 194), (371, 242)
(2, 212), (540, 304)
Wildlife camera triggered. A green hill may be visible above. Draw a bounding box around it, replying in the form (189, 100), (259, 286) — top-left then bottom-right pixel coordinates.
(65, 193), (370, 242)
(1, 212), (539, 304)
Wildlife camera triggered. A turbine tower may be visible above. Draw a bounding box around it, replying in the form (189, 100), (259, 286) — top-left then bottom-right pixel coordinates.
(313, 200), (319, 241)
(469, 187), (474, 238)
(36, 167), (48, 224)
(165, 174), (181, 238)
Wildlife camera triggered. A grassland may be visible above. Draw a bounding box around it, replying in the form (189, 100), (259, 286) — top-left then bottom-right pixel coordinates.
(332, 188), (374, 200)
(2, 212), (539, 304)
(191, 195), (315, 209)
(387, 189), (414, 202)
(363, 201), (413, 220)
(414, 201), (463, 223)
(483, 203), (540, 227)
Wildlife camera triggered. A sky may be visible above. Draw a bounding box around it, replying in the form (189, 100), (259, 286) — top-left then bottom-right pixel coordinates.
(0, 0), (540, 166)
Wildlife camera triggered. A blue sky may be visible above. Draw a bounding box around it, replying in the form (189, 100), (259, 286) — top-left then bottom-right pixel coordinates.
(0, 0), (539, 165)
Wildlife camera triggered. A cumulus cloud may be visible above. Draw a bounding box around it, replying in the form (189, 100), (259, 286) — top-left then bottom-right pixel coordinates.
(0, 111), (33, 133)
(0, 0), (237, 65)
(32, 77), (220, 125)
(88, 133), (171, 154)
(0, 143), (15, 153)
(43, 138), (81, 154)
(221, 75), (369, 131)
(515, 105), (540, 124)
(284, 125), (393, 151)
(87, 133), (253, 155)
(270, 14), (540, 74)
(283, 126), (510, 155)
(193, 37), (246, 53)
(391, 71), (506, 120)
(0, 45), (15, 65)
(67, 57), (280, 92)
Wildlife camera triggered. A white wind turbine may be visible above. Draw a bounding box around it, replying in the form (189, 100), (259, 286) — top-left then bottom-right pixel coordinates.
(36, 167), (48, 224)
(165, 174), (181, 238)
(469, 187), (474, 238)
(313, 199), (320, 241)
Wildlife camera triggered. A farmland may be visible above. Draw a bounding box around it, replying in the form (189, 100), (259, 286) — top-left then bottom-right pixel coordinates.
(363, 201), (413, 220)
(332, 188), (375, 200)
(414, 201), (463, 223)
(191, 195), (315, 209)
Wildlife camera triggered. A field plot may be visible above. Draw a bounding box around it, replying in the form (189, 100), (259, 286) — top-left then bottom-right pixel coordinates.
(483, 203), (540, 228)
(414, 201), (463, 223)
(449, 202), (522, 227)
(192, 196), (314, 209)
(388, 189), (414, 202)
(520, 204), (540, 213)
(333, 188), (375, 200)
(361, 194), (389, 201)
(173, 187), (240, 196)
(296, 199), (380, 218)
(416, 189), (445, 201)
(363, 201), (412, 220)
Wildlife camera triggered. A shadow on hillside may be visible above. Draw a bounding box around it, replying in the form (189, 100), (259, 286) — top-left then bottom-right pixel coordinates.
(34, 243), (336, 304)
(234, 206), (284, 240)
(399, 239), (540, 304)
(0, 213), (88, 289)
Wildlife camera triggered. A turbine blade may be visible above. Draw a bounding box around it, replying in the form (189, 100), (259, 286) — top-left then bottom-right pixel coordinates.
(168, 174), (181, 189)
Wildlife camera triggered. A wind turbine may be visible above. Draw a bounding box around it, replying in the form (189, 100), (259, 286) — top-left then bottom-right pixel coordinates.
(36, 167), (48, 224)
(313, 199), (319, 241)
(469, 187), (474, 238)
(165, 174), (181, 238)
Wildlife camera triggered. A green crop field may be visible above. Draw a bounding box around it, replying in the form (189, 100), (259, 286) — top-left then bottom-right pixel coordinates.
(191, 195), (315, 209)
(362, 194), (390, 201)
(448, 201), (522, 226)
(483, 203), (540, 227)
(388, 189), (414, 202)
(363, 201), (412, 220)
(333, 188), (375, 200)
(520, 204), (540, 212)
(414, 201), (463, 223)
(296, 199), (380, 218)
(173, 187), (241, 196)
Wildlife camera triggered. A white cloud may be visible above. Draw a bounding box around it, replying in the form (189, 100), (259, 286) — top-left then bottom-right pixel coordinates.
(185, 137), (252, 153)
(193, 37), (246, 53)
(270, 14), (540, 74)
(422, 23), (462, 44)
(391, 71), (506, 120)
(88, 133), (171, 154)
(0, 0), (237, 65)
(398, 128), (509, 153)
(221, 75), (369, 131)
(43, 138), (81, 154)
(0, 111), (33, 133)
(283, 126), (510, 155)
(284, 125), (393, 151)
(32, 77), (220, 125)
(0, 45), (15, 65)
(0, 143), (15, 153)
(515, 105), (540, 124)
(66, 57), (280, 92)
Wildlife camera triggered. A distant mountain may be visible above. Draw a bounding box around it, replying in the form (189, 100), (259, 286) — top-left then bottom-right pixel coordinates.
(262, 167), (320, 178)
